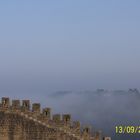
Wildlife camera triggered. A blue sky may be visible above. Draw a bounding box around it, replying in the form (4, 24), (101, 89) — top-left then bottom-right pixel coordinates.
(0, 1), (140, 95)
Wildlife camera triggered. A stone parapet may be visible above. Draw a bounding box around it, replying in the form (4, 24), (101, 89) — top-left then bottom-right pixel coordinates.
(0, 97), (110, 140)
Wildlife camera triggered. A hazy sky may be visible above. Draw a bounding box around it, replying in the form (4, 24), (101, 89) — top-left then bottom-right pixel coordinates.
(0, 0), (140, 94)
(0, 1), (140, 139)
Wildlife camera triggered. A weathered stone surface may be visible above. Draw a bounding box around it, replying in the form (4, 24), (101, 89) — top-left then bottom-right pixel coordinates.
(0, 97), (111, 140)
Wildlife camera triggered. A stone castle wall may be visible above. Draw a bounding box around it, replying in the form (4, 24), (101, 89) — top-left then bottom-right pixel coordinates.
(0, 97), (111, 140)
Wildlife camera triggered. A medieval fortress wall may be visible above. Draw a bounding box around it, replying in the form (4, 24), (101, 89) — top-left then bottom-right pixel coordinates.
(0, 97), (111, 140)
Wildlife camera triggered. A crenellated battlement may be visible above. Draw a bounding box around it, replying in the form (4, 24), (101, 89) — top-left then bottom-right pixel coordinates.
(0, 97), (71, 124)
(0, 97), (111, 140)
